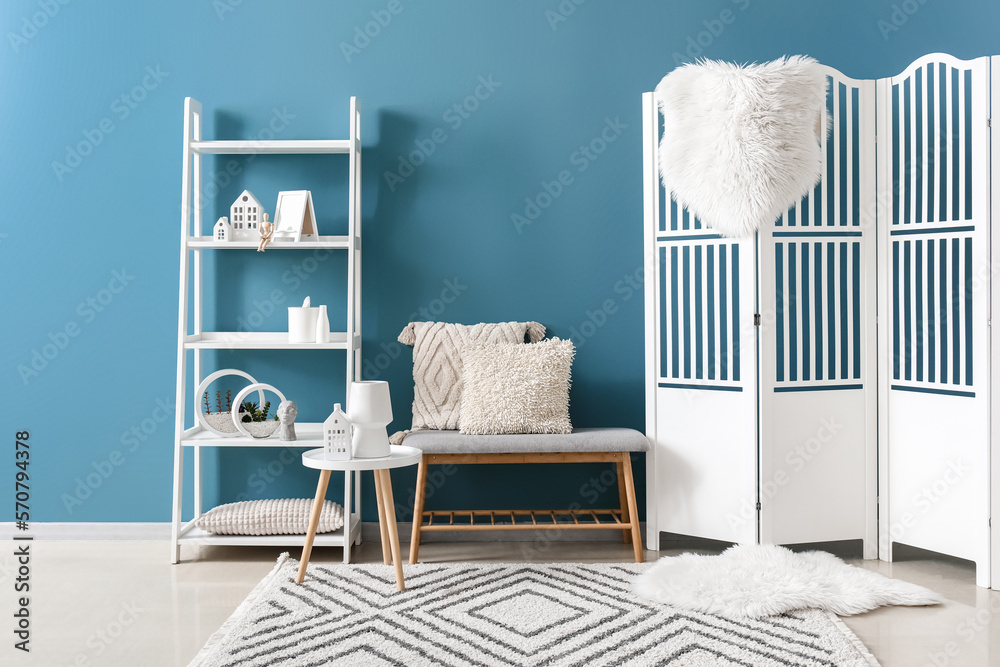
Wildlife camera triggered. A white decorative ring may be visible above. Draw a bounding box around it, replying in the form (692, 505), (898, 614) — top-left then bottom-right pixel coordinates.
(195, 369), (263, 437)
(231, 383), (287, 439)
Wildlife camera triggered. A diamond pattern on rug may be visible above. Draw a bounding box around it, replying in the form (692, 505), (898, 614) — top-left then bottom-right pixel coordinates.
(188, 556), (880, 667)
(468, 590), (585, 637)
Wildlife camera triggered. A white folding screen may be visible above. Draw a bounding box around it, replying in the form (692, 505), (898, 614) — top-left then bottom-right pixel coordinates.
(876, 54), (991, 587)
(645, 54), (994, 579)
(643, 65), (876, 553)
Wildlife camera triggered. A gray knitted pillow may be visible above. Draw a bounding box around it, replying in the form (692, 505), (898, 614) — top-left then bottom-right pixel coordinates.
(195, 498), (344, 536)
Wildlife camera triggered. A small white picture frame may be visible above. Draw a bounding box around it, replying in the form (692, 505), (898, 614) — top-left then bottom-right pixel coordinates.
(272, 190), (318, 242)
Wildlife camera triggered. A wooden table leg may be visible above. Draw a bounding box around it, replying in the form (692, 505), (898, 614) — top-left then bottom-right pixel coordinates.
(621, 453), (644, 563)
(409, 456), (428, 564)
(377, 469), (406, 591)
(296, 469), (331, 584)
(616, 460), (632, 545)
(374, 467), (392, 565)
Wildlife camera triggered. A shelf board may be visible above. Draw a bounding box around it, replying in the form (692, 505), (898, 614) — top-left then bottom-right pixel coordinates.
(190, 140), (351, 155)
(187, 235), (350, 250)
(183, 422), (325, 447)
(177, 517), (360, 547)
(183, 332), (355, 350)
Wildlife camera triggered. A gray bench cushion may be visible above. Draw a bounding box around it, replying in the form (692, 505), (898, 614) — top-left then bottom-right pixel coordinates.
(401, 427), (648, 454)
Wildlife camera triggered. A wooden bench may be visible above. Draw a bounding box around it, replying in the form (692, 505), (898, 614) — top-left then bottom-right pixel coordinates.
(403, 428), (649, 564)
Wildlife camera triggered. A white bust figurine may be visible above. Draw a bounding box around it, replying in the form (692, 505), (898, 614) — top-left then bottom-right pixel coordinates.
(276, 400), (298, 441)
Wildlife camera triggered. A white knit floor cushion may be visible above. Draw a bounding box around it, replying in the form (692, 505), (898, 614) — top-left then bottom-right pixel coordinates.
(655, 55), (829, 238)
(397, 321), (546, 432)
(459, 338), (574, 435)
(195, 499), (344, 536)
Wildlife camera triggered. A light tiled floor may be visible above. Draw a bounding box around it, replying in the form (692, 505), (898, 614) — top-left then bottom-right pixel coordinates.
(2, 538), (998, 666)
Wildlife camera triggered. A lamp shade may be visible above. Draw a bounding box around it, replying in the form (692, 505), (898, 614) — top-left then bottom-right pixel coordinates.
(347, 381), (393, 458)
(348, 381), (393, 423)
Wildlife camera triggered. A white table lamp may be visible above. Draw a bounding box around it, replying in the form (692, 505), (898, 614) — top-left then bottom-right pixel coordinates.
(348, 381), (393, 458)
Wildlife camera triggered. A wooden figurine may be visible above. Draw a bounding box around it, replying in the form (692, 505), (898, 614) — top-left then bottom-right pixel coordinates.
(257, 213), (274, 252)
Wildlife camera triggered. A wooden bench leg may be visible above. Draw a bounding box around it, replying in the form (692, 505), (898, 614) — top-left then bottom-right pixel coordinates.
(621, 452), (644, 563)
(616, 460), (632, 545)
(408, 455), (428, 564)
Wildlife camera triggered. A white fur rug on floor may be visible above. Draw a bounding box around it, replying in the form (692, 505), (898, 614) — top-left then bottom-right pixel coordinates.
(633, 544), (944, 619)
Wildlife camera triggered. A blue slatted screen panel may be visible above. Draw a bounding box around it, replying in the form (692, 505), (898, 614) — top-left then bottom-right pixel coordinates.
(891, 64), (974, 226)
(887, 60), (977, 398)
(776, 76), (863, 228)
(658, 238), (742, 391)
(773, 239), (862, 388)
(891, 233), (974, 394)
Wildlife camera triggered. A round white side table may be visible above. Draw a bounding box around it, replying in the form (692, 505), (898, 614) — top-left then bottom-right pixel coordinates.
(296, 445), (423, 590)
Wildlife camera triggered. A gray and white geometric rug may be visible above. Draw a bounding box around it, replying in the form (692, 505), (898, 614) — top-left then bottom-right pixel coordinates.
(189, 553), (880, 667)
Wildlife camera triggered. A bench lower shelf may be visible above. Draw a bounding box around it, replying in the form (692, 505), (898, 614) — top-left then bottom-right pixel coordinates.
(418, 508), (629, 531)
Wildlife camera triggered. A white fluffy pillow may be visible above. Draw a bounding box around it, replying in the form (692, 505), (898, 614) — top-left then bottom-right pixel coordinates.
(195, 498), (344, 536)
(459, 338), (574, 435)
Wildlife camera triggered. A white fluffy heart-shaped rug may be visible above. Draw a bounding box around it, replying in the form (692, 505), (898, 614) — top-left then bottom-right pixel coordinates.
(655, 55), (828, 238)
(633, 544), (944, 619)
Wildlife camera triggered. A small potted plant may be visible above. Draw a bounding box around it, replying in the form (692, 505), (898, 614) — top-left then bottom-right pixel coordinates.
(236, 399), (280, 438)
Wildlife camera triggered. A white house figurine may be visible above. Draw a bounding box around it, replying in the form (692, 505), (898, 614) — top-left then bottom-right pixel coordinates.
(322, 403), (351, 460)
(230, 190), (265, 242)
(213, 216), (232, 242)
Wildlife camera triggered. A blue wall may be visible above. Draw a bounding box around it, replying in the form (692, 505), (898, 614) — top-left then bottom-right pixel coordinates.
(3, 0), (998, 523)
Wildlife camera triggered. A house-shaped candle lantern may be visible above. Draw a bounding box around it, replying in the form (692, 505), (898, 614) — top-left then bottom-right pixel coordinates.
(230, 190), (264, 242)
(323, 403), (351, 460)
(213, 216), (232, 242)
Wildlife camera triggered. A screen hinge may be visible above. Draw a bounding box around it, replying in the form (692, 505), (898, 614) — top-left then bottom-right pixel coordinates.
(754, 314), (761, 326)
(755, 501), (762, 511)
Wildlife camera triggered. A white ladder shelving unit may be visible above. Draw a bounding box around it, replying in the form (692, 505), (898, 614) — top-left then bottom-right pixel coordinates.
(170, 97), (363, 564)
